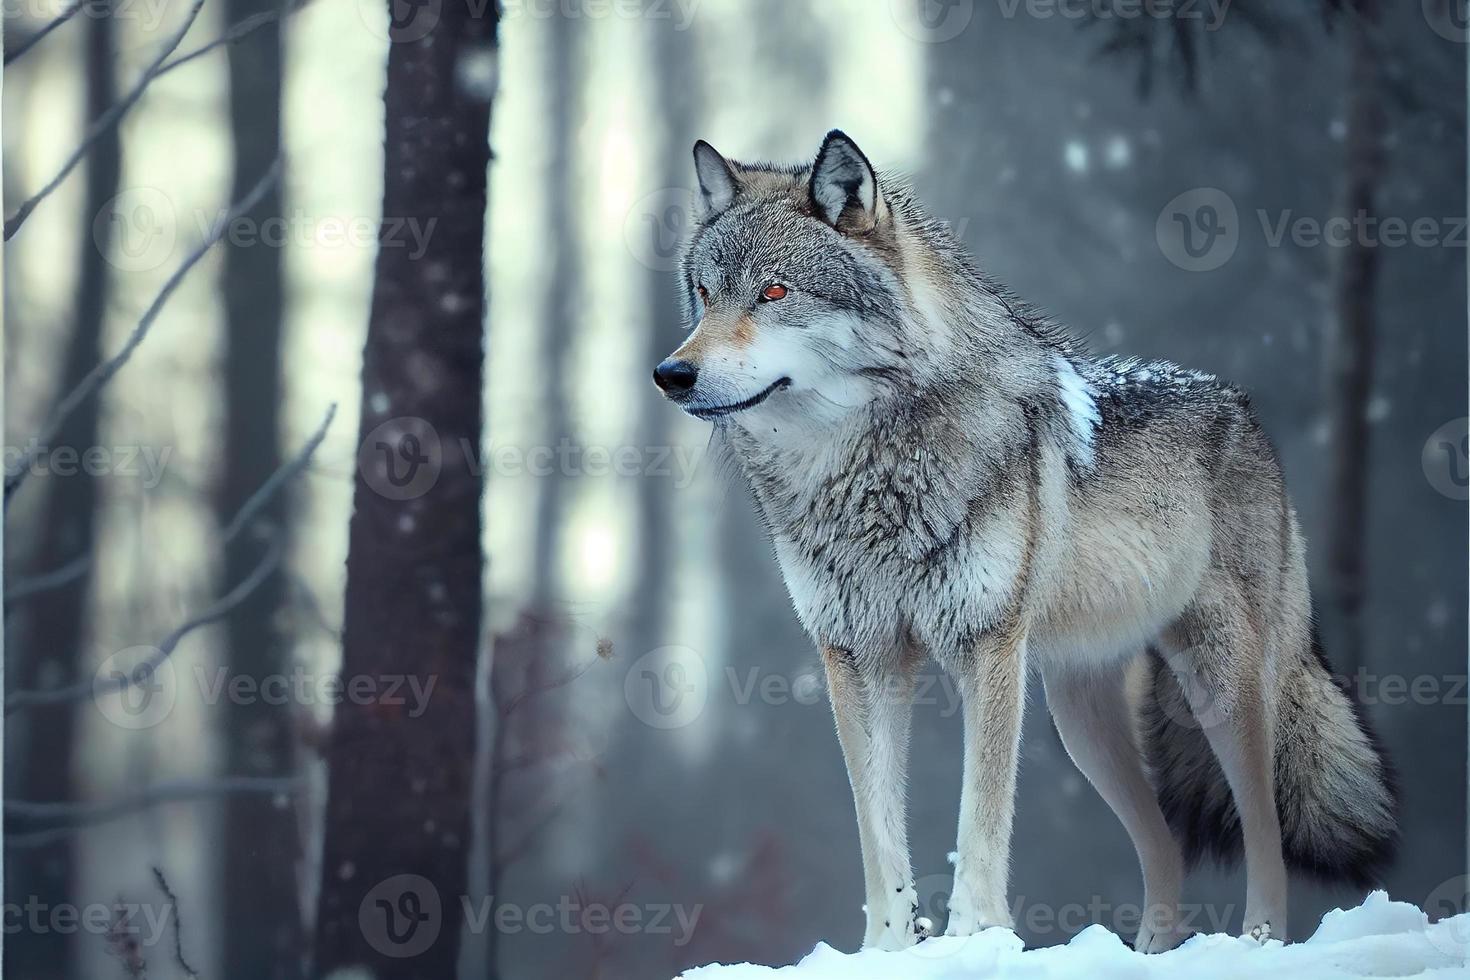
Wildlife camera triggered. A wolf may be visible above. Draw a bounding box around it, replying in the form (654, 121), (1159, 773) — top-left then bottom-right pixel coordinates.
(652, 130), (1398, 953)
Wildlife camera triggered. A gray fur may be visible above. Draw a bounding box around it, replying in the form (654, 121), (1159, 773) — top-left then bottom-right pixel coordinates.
(657, 131), (1398, 952)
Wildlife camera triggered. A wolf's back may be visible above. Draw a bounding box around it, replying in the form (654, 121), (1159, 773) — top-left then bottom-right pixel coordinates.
(1139, 631), (1399, 887)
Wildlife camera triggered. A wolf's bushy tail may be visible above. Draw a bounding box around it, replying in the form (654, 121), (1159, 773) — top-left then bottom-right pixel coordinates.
(1139, 632), (1398, 887)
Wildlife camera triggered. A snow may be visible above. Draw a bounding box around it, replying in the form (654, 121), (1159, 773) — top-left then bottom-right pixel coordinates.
(676, 893), (1469, 980)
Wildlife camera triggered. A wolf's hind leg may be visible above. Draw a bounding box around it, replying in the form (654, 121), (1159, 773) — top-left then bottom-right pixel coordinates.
(1043, 657), (1188, 953)
(1161, 596), (1288, 942)
(821, 646), (922, 951)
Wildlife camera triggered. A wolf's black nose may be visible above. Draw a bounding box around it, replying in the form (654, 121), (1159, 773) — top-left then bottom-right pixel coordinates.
(653, 359), (698, 394)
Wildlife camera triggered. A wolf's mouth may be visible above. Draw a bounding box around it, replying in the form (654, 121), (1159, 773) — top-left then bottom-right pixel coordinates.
(687, 378), (791, 419)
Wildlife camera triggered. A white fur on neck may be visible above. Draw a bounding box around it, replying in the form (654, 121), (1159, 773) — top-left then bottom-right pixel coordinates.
(1054, 353), (1100, 469)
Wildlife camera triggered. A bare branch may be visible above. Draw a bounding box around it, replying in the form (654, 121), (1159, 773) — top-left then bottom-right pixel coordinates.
(6, 776), (296, 848)
(4, 552), (90, 606)
(286, 571), (342, 637)
(7, 775), (296, 821)
(3, 0), (86, 66)
(5, 535), (284, 715)
(6, 402), (335, 605)
(221, 402), (336, 540)
(4, 0), (208, 241)
(156, 0), (309, 79)
(152, 867), (200, 979)
(496, 657), (596, 719)
(497, 745), (572, 777)
(5, 158), (282, 506)
(493, 801), (562, 871)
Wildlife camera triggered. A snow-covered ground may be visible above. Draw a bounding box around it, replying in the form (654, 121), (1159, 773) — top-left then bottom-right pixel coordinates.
(678, 892), (1469, 979)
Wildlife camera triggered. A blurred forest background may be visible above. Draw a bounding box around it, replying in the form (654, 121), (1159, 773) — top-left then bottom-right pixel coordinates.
(2, 0), (1467, 978)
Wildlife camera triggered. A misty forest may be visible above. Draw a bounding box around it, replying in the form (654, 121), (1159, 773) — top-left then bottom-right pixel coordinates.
(1, 0), (1466, 977)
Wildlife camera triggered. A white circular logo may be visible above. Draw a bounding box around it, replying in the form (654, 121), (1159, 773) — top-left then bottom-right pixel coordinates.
(1156, 187), (1239, 272)
(624, 645), (707, 729)
(624, 187), (697, 273)
(359, 874), (442, 958)
(1422, 418), (1469, 500)
(1424, 0), (1469, 42)
(1151, 648), (1229, 733)
(1423, 874), (1470, 957)
(94, 188), (176, 273)
(357, 0), (442, 43)
(93, 646), (176, 730)
(888, 0), (975, 43)
(359, 417), (442, 501)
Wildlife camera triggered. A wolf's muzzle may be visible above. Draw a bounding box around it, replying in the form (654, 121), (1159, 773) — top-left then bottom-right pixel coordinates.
(653, 358), (699, 396)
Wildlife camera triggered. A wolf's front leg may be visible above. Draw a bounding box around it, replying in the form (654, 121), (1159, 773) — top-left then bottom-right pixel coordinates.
(821, 645), (923, 951)
(946, 627), (1027, 936)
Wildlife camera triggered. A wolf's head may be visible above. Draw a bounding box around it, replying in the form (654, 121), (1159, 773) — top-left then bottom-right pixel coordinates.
(653, 130), (934, 434)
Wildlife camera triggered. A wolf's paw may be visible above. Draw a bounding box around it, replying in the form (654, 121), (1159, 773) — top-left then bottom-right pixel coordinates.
(943, 913), (1011, 938)
(862, 888), (924, 951)
(942, 905), (978, 938)
(1134, 922), (1192, 954)
(1245, 920), (1274, 945)
(942, 872), (1012, 937)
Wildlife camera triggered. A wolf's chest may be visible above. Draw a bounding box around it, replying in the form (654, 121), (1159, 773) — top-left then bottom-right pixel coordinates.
(766, 496), (1027, 659)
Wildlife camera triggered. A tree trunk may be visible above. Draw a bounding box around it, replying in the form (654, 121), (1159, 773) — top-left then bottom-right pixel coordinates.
(488, 23), (578, 969)
(1325, 0), (1384, 677)
(630, 15), (691, 665)
(528, 9), (579, 610)
(6, 5), (116, 977)
(311, 2), (497, 976)
(218, 0), (300, 974)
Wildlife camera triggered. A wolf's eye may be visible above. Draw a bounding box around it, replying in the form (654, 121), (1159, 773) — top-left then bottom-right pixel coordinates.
(697, 285), (709, 306)
(760, 283), (788, 302)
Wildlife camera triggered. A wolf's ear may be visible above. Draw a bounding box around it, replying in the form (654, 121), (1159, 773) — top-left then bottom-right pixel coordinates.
(810, 130), (882, 234)
(693, 140), (740, 217)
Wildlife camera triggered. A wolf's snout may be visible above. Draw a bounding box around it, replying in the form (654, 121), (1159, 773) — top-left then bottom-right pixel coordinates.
(653, 358), (699, 395)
